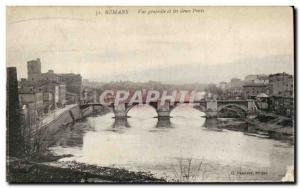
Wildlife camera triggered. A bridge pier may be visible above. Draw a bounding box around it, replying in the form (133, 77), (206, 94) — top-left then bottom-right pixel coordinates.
(113, 103), (129, 119)
(112, 117), (130, 128)
(156, 110), (171, 118)
(205, 111), (218, 119)
(156, 117), (172, 128)
(204, 111), (219, 128)
(205, 100), (218, 118)
(154, 101), (174, 119)
(204, 117), (219, 128)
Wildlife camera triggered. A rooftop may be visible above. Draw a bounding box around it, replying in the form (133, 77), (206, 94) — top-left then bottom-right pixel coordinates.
(243, 83), (269, 87)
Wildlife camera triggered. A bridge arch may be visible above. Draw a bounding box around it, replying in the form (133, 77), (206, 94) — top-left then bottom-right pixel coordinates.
(218, 103), (248, 112)
(125, 103), (158, 117)
(170, 103), (206, 117)
(217, 104), (248, 118)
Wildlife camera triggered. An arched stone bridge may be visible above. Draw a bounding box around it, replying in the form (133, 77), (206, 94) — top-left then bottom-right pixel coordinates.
(80, 99), (257, 119)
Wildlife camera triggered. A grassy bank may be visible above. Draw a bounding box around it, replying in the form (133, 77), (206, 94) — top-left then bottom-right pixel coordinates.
(218, 112), (294, 144)
(246, 113), (294, 144)
(7, 158), (166, 183)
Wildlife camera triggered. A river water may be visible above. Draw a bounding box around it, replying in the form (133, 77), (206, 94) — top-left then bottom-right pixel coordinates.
(49, 104), (294, 182)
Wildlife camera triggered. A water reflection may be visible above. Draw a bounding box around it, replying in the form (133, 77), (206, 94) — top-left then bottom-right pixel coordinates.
(156, 117), (172, 128)
(203, 118), (219, 128)
(32, 120), (89, 153)
(111, 116), (173, 131)
(112, 118), (131, 129)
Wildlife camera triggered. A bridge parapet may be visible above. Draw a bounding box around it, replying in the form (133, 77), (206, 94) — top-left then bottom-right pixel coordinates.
(80, 99), (258, 119)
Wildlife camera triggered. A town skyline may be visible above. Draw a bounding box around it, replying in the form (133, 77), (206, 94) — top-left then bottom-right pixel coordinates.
(12, 56), (294, 85)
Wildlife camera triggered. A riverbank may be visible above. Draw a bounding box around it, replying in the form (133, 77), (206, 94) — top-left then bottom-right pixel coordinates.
(218, 112), (294, 144)
(7, 158), (165, 183)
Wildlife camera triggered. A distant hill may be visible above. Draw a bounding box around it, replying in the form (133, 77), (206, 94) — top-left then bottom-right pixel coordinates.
(109, 55), (293, 84)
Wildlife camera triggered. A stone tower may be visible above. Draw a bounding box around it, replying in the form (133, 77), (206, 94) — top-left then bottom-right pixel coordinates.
(27, 58), (41, 81)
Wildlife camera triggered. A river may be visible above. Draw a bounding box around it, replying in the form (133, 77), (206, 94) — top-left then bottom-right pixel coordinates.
(48, 104), (294, 182)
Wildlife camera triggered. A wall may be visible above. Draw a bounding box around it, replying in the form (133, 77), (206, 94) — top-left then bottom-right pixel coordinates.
(58, 84), (66, 105)
(58, 74), (82, 95)
(7, 67), (23, 157)
(19, 92), (43, 107)
(269, 96), (294, 118)
(31, 105), (81, 136)
(26, 105), (83, 153)
(269, 73), (293, 97)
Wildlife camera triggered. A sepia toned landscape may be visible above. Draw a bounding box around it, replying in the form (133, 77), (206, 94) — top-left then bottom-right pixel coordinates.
(6, 6), (294, 183)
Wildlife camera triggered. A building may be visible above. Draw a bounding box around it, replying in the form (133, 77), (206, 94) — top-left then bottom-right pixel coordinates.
(269, 96), (294, 118)
(255, 75), (269, 84)
(244, 75), (257, 83)
(25, 58), (82, 104)
(256, 93), (269, 110)
(66, 91), (80, 104)
(269, 72), (293, 97)
(58, 84), (66, 106)
(82, 88), (97, 103)
(43, 92), (54, 113)
(242, 84), (270, 99)
(57, 73), (82, 96)
(27, 58), (41, 81)
(19, 78), (66, 111)
(267, 72), (294, 118)
(18, 89), (46, 140)
(18, 89), (44, 116)
(37, 81), (61, 109)
(221, 78), (244, 100)
(37, 70), (61, 83)
(19, 78), (35, 91)
(219, 81), (228, 91)
(223, 87), (243, 100)
(228, 78), (244, 88)
(244, 74), (269, 84)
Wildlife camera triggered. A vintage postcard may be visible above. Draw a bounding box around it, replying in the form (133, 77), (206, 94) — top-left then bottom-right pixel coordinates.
(6, 6), (295, 183)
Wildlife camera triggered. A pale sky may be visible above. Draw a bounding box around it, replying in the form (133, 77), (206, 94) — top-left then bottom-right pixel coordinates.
(6, 6), (294, 84)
